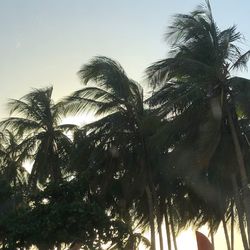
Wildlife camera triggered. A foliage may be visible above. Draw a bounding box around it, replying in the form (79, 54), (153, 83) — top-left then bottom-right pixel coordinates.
(0, 178), (129, 249)
(1, 1), (250, 249)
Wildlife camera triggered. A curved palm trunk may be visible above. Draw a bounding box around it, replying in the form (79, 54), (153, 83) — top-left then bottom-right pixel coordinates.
(231, 174), (249, 250)
(145, 185), (156, 250)
(227, 105), (250, 248)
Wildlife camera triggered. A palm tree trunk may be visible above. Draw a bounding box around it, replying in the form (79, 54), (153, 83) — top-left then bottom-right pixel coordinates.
(227, 104), (250, 248)
(169, 202), (178, 250)
(222, 217), (231, 250)
(140, 137), (157, 250)
(157, 215), (164, 250)
(231, 174), (249, 250)
(145, 185), (156, 250)
(155, 204), (164, 250)
(153, 192), (164, 250)
(231, 201), (234, 250)
(165, 210), (172, 250)
(210, 230), (215, 250)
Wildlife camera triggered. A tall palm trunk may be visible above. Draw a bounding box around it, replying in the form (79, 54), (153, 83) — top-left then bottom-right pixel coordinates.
(156, 214), (164, 250)
(231, 174), (249, 250)
(222, 217), (231, 250)
(149, 174), (164, 250)
(227, 104), (250, 248)
(165, 209), (172, 250)
(231, 201), (234, 250)
(154, 194), (164, 250)
(141, 136), (157, 250)
(169, 200), (178, 250)
(210, 230), (215, 250)
(145, 185), (156, 250)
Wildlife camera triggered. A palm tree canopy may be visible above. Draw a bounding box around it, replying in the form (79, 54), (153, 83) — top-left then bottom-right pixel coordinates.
(0, 87), (75, 187)
(0, 130), (28, 187)
(146, 0), (250, 173)
(146, 0), (250, 232)
(147, 0), (250, 87)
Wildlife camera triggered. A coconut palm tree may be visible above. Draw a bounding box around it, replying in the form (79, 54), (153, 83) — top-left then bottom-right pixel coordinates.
(0, 130), (28, 188)
(62, 56), (166, 250)
(147, 0), (250, 248)
(0, 87), (75, 188)
(0, 129), (29, 213)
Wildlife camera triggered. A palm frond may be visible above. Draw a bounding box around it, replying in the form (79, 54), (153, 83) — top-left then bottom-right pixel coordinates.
(231, 50), (250, 71)
(78, 56), (131, 100)
(61, 87), (126, 116)
(0, 117), (40, 136)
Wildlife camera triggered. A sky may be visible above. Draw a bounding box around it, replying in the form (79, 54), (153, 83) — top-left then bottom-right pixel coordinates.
(1, 0), (250, 118)
(0, 0), (250, 249)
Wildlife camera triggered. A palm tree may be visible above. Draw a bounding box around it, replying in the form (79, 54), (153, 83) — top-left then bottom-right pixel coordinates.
(0, 87), (75, 188)
(0, 130), (28, 188)
(147, 0), (250, 248)
(0, 130), (28, 212)
(62, 56), (165, 250)
(0, 130), (29, 249)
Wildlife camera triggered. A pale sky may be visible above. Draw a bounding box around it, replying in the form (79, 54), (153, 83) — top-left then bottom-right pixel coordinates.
(0, 0), (249, 249)
(1, 0), (250, 117)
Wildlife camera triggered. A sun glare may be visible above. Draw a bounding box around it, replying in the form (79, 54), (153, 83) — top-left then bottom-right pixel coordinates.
(61, 114), (95, 127)
(139, 224), (244, 250)
(176, 229), (199, 250)
(138, 226), (199, 250)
